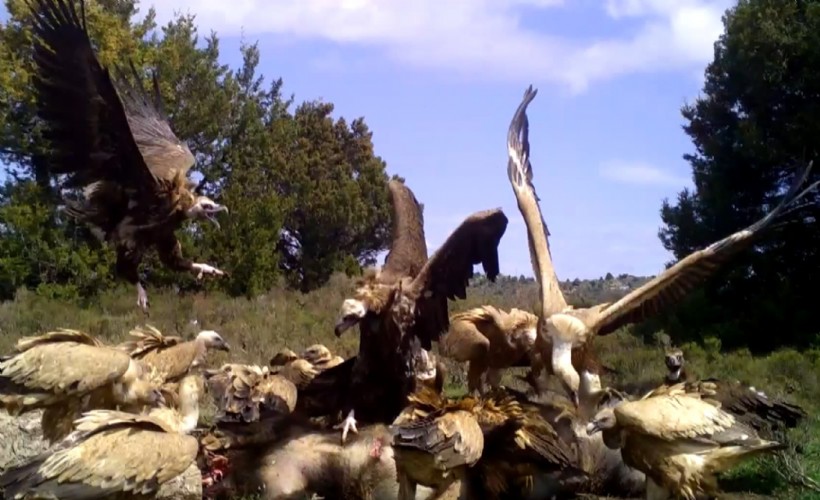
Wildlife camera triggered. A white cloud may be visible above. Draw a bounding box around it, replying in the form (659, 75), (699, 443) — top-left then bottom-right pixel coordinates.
(599, 160), (689, 187)
(144, 0), (730, 92)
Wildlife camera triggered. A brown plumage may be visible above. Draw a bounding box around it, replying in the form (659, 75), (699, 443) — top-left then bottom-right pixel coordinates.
(0, 374), (202, 499)
(587, 383), (785, 499)
(393, 386), (583, 499)
(392, 407), (483, 499)
(26, 0), (229, 313)
(317, 178), (508, 443)
(0, 329), (165, 443)
(120, 325), (230, 383)
(440, 305), (539, 395)
(205, 363), (297, 424)
(659, 349), (807, 436)
(505, 85), (820, 406)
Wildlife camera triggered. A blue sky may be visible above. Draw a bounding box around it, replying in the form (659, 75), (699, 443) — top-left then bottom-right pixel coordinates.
(1, 0), (735, 280)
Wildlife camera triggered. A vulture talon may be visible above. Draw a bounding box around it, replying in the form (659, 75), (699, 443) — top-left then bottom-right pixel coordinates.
(334, 410), (358, 444)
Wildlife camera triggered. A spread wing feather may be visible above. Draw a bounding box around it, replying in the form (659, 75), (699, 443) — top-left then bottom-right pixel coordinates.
(27, 0), (164, 206)
(409, 209), (508, 348)
(380, 179), (429, 281)
(505, 85), (568, 316)
(591, 160), (820, 335)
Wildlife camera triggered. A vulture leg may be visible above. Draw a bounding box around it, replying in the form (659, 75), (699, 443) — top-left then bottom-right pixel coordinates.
(116, 247), (148, 313)
(136, 283), (149, 312)
(157, 234), (226, 281)
(441, 321), (490, 395)
(333, 409), (358, 444)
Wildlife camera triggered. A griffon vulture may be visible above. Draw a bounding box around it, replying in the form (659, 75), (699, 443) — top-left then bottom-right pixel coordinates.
(0, 329), (165, 443)
(27, 0), (229, 313)
(310, 178), (507, 443)
(586, 384), (785, 499)
(301, 344), (345, 371)
(505, 85), (820, 407)
(120, 325), (230, 382)
(658, 349), (806, 435)
(269, 347), (299, 366)
(0, 374), (202, 499)
(440, 305), (539, 395)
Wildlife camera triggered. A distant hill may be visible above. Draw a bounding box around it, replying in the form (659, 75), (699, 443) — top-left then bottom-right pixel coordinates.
(464, 272), (653, 310)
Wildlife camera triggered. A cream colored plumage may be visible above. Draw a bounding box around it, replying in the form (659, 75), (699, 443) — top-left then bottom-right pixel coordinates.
(120, 325), (230, 383)
(0, 329), (165, 443)
(440, 305), (539, 394)
(586, 385), (784, 499)
(275, 358), (320, 389)
(505, 85), (820, 406)
(0, 372), (203, 499)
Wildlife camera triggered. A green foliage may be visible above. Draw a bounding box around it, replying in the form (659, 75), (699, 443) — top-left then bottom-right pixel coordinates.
(658, 0), (820, 352)
(0, 0), (392, 300)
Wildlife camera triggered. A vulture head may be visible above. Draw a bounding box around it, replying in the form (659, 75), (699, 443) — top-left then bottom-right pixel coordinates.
(664, 347), (684, 381)
(508, 308), (539, 349)
(197, 330), (231, 352)
(270, 348), (299, 366)
(301, 344), (332, 365)
(186, 195), (229, 229)
(585, 407), (624, 449)
(334, 269), (394, 336)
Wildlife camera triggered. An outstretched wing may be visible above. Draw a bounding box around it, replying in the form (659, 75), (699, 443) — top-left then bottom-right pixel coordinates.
(409, 209), (509, 346)
(27, 0), (190, 227)
(589, 161), (819, 336)
(506, 85), (568, 317)
(112, 61), (196, 181)
(379, 179), (429, 281)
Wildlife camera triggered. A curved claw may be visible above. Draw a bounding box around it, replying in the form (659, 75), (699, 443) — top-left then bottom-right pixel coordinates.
(333, 410), (358, 445)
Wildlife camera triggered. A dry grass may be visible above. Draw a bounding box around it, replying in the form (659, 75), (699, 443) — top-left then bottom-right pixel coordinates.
(1, 273), (819, 499)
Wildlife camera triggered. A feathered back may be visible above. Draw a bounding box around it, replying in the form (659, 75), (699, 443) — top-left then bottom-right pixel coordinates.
(14, 328), (103, 352)
(119, 325), (183, 358)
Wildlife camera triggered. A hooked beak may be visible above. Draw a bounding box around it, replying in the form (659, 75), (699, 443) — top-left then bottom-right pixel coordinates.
(334, 315), (360, 337)
(218, 340), (231, 352)
(585, 421), (601, 436)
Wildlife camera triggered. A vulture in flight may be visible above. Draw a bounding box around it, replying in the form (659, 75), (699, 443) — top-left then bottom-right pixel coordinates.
(586, 383), (784, 499)
(0, 373), (203, 500)
(305, 178), (508, 443)
(0, 329), (165, 443)
(440, 305), (539, 395)
(505, 85), (820, 407)
(27, 0), (229, 313)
